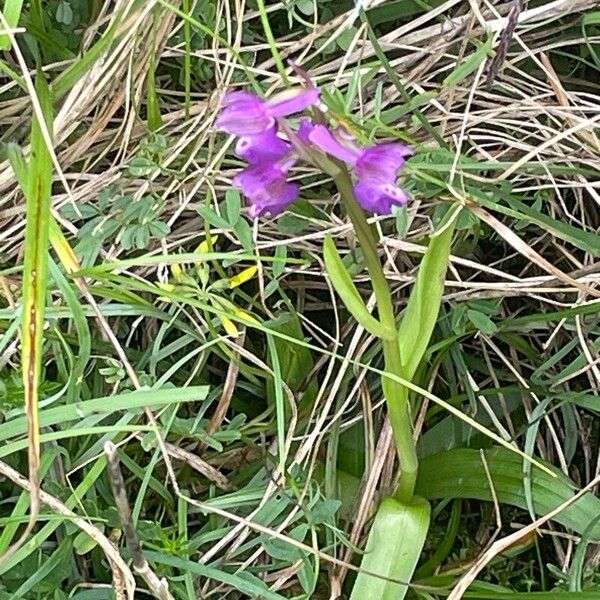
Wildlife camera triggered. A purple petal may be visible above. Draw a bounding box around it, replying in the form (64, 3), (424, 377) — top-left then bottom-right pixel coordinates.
(233, 164), (299, 217)
(221, 91), (260, 106)
(354, 181), (409, 214)
(235, 128), (291, 164)
(297, 118), (315, 144)
(309, 125), (360, 164)
(215, 91), (273, 135)
(266, 87), (320, 118)
(355, 143), (413, 183)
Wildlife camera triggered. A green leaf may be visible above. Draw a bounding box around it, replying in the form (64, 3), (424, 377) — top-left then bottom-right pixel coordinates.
(309, 499), (342, 525)
(19, 71), (54, 512)
(397, 218), (456, 379)
(263, 524), (307, 561)
(225, 189), (241, 226)
(265, 312), (318, 411)
(73, 530), (99, 555)
(337, 27), (358, 51)
(0, 0), (24, 50)
(55, 1), (74, 25)
(296, 0), (315, 16)
(443, 35), (493, 89)
(323, 236), (394, 340)
(197, 203), (231, 229)
(127, 156), (156, 176)
(416, 447), (600, 540)
(145, 551), (286, 599)
(234, 217), (253, 251)
(467, 309), (498, 334)
(146, 62), (163, 132)
(350, 496), (430, 599)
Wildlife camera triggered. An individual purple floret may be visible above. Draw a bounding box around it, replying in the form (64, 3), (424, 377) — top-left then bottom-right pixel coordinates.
(235, 127), (291, 164)
(309, 125), (413, 214)
(231, 126), (298, 216)
(233, 158), (299, 218)
(297, 117), (316, 144)
(216, 88), (320, 136)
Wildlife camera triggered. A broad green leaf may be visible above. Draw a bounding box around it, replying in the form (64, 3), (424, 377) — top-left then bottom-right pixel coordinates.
(323, 236), (394, 340)
(416, 447), (600, 540)
(73, 530), (99, 555)
(397, 218), (456, 379)
(350, 496), (430, 599)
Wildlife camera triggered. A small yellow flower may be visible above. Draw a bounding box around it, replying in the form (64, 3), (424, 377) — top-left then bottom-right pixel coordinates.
(219, 316), (239, 336)
(228, 266), (258, 289)
(194, 235), (219, 258)
(170, 263), (184, 282)
(234, 308), (260, 325)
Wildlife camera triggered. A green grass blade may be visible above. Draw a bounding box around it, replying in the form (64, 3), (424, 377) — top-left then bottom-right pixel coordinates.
(0, 0), (24, 50)
(255, 0), (288, 82)
(145, 551), (287, 599)
(146, 45), (163, 131)
(16, 71), (53, 536)
(0, 386), (209, 444)
(48, 260), (91, 403)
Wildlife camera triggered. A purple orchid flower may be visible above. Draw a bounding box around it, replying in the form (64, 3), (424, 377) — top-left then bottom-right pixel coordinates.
(235, 127), (291, 164)
(233, 158), (299, 218)
(231, 125), (299, 217)
(309, 125), (413, 214)
(215, 87), (320, 136)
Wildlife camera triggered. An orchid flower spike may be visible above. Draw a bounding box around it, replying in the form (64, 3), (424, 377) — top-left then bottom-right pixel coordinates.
(215, 87), (320, 136)
(309, 125), (413, 215)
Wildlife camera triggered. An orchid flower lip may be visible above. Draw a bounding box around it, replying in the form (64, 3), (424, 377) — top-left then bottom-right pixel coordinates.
(234, 127), (291, 164)
(232, 159), (299, 218)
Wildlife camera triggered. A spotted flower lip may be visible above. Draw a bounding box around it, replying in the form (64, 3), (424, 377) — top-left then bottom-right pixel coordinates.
(215, 87), (320, 136)
(309, 124), (413, 214)
(232, 159), (299, 218)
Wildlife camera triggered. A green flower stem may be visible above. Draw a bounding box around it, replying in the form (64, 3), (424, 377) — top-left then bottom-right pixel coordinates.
(333, 168), (418, 503)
